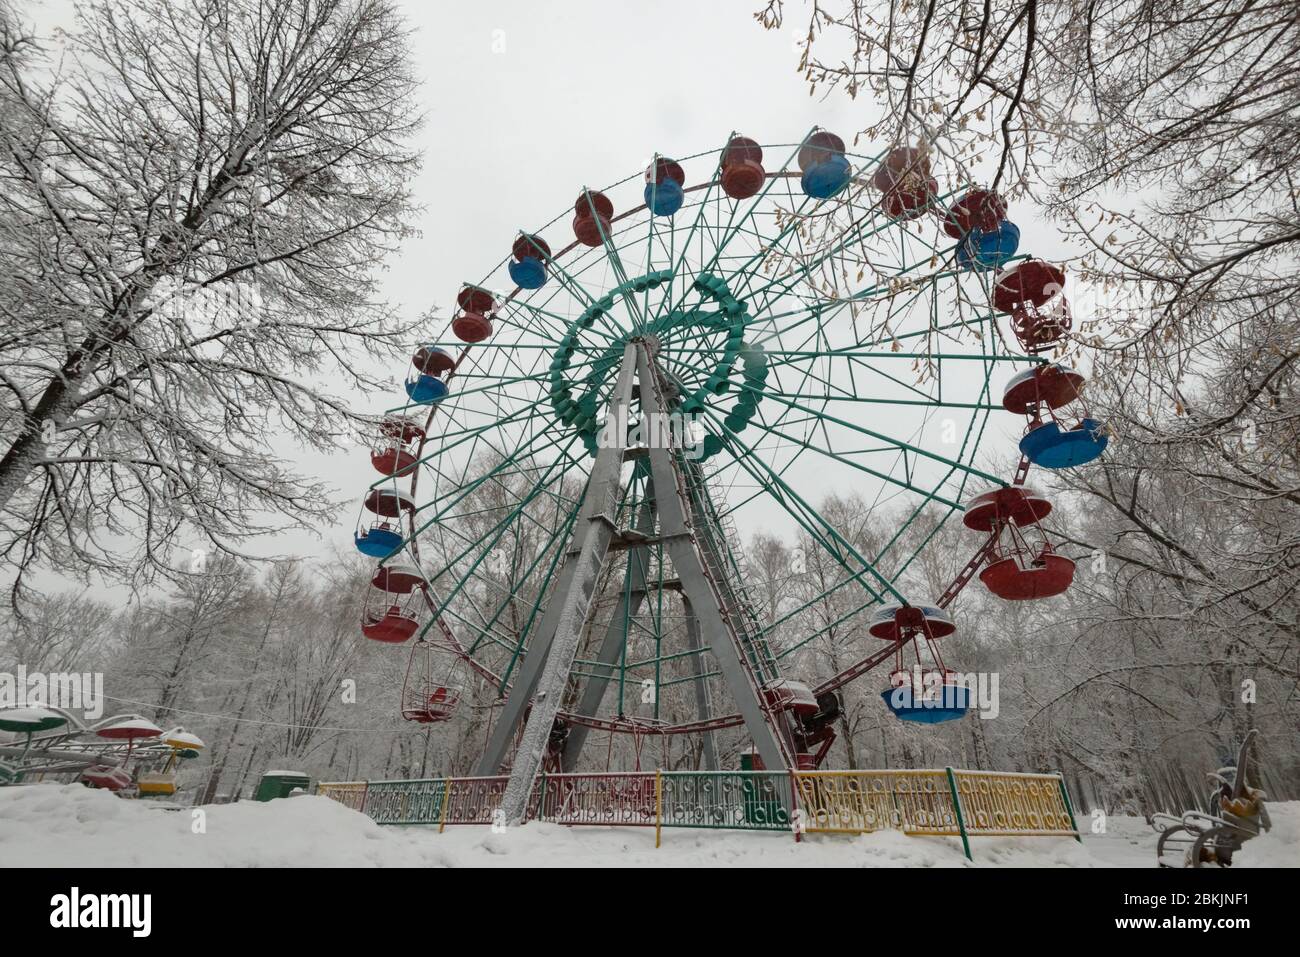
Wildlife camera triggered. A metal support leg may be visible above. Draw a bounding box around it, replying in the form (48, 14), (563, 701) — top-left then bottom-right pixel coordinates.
(560, 488), (656, 769)
(476, 551), (582, 775)
(490, 341), (793, 821)
(496, 344), (638, 823)
(658, 536), (791, 775)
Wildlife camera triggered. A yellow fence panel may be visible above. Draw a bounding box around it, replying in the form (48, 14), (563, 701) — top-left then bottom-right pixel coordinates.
(950, 770), (1079, 837)
(316, 781), (368, 812)
(793, 770), (960, 835)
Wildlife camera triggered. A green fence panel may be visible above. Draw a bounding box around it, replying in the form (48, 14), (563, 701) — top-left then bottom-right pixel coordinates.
(364, 778), (447, 825)
(658, 771), (792, 831)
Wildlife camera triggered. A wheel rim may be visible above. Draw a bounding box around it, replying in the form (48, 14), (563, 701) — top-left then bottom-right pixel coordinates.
(372, 134), (1026, 733)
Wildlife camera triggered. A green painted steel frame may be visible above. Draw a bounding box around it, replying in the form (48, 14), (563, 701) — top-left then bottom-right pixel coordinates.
(374, 134), (1028, 733)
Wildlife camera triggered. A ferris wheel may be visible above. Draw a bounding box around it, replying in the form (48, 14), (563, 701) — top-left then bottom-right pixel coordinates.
(350, 129), (1107, 821)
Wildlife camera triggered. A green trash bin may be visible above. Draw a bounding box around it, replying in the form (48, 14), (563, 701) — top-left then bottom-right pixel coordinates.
(254, 770), (311, 801)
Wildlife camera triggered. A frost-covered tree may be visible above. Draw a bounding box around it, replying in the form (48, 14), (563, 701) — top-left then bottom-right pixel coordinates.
(759, 0), (1299, 427)
(0, 0), (422, 596)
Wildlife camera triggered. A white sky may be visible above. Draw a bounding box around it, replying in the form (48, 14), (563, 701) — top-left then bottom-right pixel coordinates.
(19, 0), (1079, 601)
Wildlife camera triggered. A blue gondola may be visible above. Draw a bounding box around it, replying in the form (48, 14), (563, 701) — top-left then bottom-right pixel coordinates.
(405, 373), (449, 404)
(801, 154), (851, 199)
(355, 526), (403, 558)
(509, 257), (547, 289)
(644, 179), (684, 216)
(956, 220), (1020, 270)
(880, 683), (970, 723)
(1019, 416), (1108, 468)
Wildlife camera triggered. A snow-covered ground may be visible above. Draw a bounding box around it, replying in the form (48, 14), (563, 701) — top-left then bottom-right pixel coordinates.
(2, 784), (1296, 867)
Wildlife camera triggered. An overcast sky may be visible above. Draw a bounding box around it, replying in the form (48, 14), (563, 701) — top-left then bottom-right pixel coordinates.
(21, 0), (1076, 599)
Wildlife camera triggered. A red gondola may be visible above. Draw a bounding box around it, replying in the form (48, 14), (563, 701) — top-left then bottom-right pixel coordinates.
(991, 259), (1072, 353)
(361, 561), (426, 643)
(942, 189), (1007, 238)
(361, 598), (419, 643)
(963, 486), (1075, 600)
(456, 285), (494, 314)
(512, 233), (551, 263)
(979, 548), (1075, 599)
(401, 639), (464, 723)
(761, 678), (819, 716)
(411, 344), (455, 377)
(82, 765), (133, 791)
(573, 190), (614, 247)
(451, 284), (495, 344)
(721, 135), (765, 199)
(872, 146), (938, 219)
(370, 414), (425, 477)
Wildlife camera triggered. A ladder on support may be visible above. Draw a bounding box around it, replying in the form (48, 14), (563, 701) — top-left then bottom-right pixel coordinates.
(938, 537), (997, 610)
(680, 459), (780, 682)
(1011, 454), (1032, 486)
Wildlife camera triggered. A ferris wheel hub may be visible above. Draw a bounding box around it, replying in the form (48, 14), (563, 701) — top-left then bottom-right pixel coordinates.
(546, 271), (768, 461)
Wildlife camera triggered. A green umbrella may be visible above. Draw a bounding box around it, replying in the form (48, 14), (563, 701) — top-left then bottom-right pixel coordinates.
(0, 706), (69, 765)
(0, 706), (67, 735)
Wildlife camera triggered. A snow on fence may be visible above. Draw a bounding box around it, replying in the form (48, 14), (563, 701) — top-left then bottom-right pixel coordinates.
(316, 768), (1081, 859)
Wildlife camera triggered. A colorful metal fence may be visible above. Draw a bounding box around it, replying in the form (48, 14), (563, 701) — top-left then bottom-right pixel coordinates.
(315, 768), (1079, 859)
(439, 775), (509, 828)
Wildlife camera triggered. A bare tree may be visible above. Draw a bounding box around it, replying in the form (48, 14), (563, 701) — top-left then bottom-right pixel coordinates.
(0, 0), (422, 596)
(758, 1), (1299, 410)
